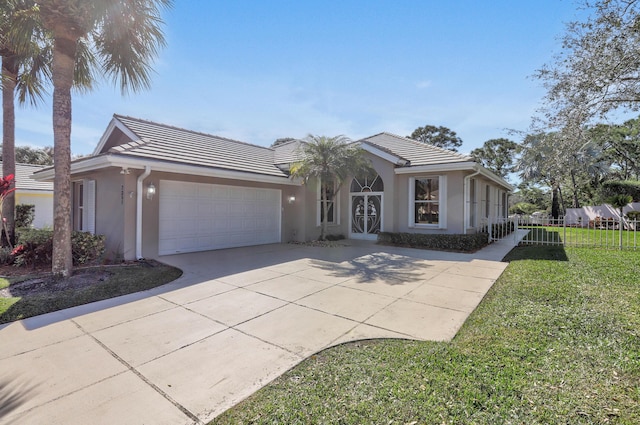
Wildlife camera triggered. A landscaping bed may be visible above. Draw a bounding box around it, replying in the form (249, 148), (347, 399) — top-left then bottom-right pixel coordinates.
(0, 260), (182, 324)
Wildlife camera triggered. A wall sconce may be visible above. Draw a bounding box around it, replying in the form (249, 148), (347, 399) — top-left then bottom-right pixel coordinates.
(147, 182), (156, 200)
(287, 195), (296, 204)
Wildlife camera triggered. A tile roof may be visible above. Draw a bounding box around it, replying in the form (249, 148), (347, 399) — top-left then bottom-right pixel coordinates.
(1, 162), (53, 191)
(273, 140), (306, 164)
(109, 115), (288, 178)
(361, 132), (472, 167)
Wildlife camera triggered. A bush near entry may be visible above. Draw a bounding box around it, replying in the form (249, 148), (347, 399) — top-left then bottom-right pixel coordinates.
(377, 232), (488, 252)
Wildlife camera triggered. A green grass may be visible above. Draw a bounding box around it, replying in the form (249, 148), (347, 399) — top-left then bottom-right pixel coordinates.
(0, 263), (182, 324)
(521, 225), (639, 249)
(211, 246), (640, 424)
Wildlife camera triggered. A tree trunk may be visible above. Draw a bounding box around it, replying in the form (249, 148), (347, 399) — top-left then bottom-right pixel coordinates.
(1, 55), (18, 247)
(320, 183), (328, 240)
(51, 35), (77, 277)
(569, 169), (580, 208)
(551, 184), (560, 219)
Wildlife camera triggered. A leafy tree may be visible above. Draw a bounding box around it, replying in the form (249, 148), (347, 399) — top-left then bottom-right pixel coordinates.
(536, 0), (640, 126)
(589, 118), (640, 180)
(470, 138), (520, 178)
(0, 145), (54, 165)
(34, 0), (171, 277)
(517, 133), (565, 217)
(290, 135), (373, 240)
(408, 125), (463, 152)
(271, 137), (296, 148)
(1, 0), (51, 245)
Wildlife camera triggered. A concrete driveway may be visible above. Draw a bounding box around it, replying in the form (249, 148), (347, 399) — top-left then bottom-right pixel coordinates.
(0, 233), (525, 424)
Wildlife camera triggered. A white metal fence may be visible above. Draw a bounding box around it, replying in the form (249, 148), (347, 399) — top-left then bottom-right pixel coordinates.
(481, 216), (639, 249)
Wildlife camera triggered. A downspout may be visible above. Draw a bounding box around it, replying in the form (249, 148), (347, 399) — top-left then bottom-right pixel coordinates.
(463, 169), (481, 235)
(136, 166), (152, 260)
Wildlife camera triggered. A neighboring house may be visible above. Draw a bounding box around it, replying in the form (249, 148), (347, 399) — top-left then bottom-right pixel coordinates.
(1, 161), (54, 228)
(565, 203), (640, 225)
(33, 115), (512, 260)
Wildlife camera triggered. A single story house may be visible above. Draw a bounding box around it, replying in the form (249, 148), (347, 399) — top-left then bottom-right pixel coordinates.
(1, 161), (54, 228)
(34, 115), (512, 260)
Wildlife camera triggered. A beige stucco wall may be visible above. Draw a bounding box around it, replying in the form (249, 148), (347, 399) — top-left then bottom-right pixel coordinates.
(77, 161), (510, 260)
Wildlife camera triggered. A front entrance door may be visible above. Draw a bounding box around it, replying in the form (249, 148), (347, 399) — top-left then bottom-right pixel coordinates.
(350, 193), (383, 239)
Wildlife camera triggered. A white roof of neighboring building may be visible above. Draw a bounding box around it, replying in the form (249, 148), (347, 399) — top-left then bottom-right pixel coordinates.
(0, 162), (53, 192)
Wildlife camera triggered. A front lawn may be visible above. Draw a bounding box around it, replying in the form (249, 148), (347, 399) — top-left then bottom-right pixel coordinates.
(0, 262), (182, 324)
(521, 225), (639, 249)
(211, 246), (640, 424)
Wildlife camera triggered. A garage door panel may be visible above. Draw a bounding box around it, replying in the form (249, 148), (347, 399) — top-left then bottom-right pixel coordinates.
(159, 181), (281, 255)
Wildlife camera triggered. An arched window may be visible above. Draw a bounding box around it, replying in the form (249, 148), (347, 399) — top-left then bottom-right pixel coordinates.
(350, 173), (383, 193)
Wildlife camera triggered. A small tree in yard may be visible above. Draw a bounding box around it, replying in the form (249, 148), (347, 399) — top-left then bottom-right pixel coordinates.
(608, 194), (633, 221)
(290, 135), (373, 240)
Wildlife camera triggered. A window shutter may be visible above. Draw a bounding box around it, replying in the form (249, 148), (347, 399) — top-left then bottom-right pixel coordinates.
(83, 180), (96, 234)
(438, 175), (447, 229)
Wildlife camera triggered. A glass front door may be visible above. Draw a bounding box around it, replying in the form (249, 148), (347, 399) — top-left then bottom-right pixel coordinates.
(350, 194), (382, 239)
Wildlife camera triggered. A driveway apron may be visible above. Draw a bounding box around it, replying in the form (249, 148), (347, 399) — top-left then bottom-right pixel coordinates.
(0, 231), (527, 424)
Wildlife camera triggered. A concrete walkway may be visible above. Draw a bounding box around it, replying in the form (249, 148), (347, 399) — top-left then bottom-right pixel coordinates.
(0, 232), (527, 425)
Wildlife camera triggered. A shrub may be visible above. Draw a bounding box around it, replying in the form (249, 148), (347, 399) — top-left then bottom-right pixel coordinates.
(626, 211), (640, 220)
(0, 247), (14, 265)
(15, 204), (35, 228)
(377, 232), (488, 252)
(13, 229), (105, 267)
(599, 180), (640, 201)
(71, 232), (106, 265)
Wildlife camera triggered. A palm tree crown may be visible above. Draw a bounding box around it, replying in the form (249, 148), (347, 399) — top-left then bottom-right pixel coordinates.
(291, 135), (373, 240)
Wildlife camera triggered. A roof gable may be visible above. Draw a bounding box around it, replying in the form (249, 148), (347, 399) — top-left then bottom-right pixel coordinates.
(361, 132), (472, 167)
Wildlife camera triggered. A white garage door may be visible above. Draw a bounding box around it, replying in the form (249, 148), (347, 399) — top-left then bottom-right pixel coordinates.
(158, 180), (281, 255)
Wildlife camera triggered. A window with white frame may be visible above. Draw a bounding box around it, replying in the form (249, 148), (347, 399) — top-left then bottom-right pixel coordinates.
(317, 179), (339, 226)
(409, 176), (446, 228)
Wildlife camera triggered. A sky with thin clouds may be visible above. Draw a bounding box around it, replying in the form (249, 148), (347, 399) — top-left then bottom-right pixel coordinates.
(12, 0), (583, 156)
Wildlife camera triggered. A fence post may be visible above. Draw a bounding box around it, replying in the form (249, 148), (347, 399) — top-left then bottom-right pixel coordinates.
(488, 217), (493, 242)
(619, 215), (623, 250)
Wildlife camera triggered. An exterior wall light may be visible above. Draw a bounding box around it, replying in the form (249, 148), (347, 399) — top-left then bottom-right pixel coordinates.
(288, 195), (296, 204)
(147, 182), (156, 200)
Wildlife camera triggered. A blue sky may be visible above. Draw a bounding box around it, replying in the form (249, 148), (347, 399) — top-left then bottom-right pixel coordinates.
(13, 0), (584, 156)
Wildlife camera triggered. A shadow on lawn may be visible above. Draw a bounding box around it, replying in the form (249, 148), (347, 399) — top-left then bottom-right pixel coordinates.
(503, 244), (569, 262)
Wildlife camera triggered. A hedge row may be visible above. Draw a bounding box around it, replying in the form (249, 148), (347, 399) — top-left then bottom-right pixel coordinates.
(377, 232), (488, 252)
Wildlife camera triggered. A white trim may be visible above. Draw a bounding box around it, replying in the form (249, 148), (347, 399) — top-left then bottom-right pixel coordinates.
(395, 162), (513, 191)
(359, 143), (408, 165)
(33, 155), (299, 186)
(408, 175), (446, 229)
(93, 117), (140, 155)
(136, 166), (151, 260)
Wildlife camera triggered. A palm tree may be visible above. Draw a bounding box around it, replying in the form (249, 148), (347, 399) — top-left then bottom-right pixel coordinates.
(36, 0), (171, 277)
(290, 135), (373, 240)
(1, 0), (51, 246)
